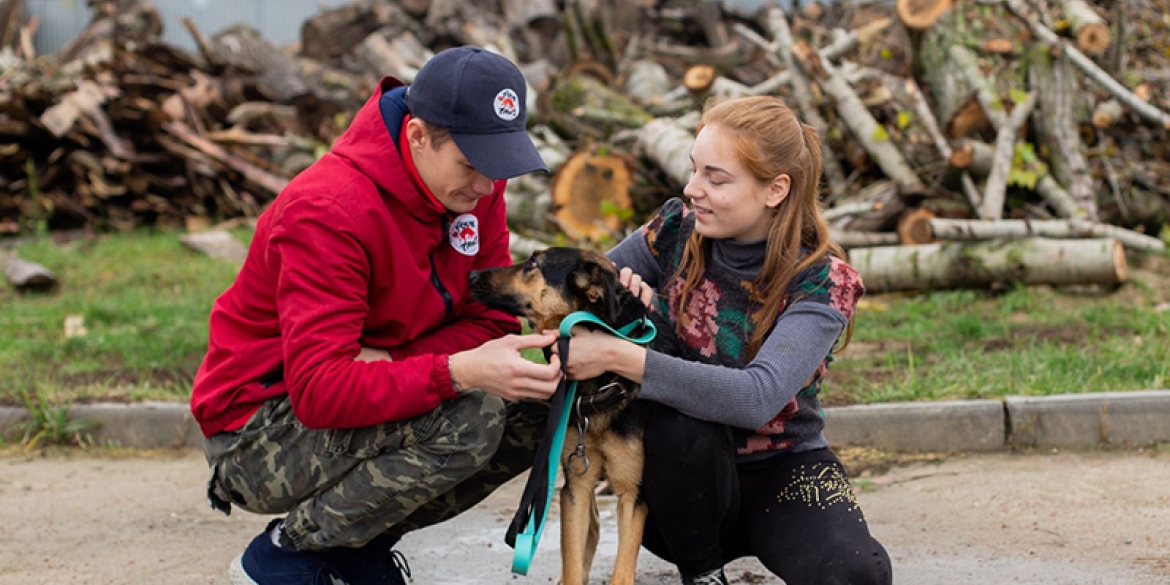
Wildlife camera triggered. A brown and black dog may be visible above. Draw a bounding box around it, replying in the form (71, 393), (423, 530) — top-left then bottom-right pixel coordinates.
(469, 247), (657, 585)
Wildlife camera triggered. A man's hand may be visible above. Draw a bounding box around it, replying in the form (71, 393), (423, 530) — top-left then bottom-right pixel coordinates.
(619, 267), (655, 308)
(449, 333), (562, 402)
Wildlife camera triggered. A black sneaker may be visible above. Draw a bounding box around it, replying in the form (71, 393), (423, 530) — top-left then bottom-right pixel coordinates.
(682, 567), (729, 585)
(319, 533), (411, 585)
(228, 519), (350, 585)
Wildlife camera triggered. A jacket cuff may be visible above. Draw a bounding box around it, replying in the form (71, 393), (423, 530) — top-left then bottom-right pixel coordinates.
(432, 353), (458, 400)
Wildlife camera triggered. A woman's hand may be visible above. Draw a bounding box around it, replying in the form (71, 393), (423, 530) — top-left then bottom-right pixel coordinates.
(619, 267), (656, 309)
(551, 327), (647, 383)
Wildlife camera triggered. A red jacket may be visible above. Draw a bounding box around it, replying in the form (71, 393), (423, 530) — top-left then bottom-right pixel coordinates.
(191, 78), (520, 438)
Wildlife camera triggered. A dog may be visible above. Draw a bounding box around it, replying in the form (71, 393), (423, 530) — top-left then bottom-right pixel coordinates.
(469, 247), (656, 585)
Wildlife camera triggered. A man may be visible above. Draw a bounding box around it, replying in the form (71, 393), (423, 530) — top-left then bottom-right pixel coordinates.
(191, 46), (562, 585)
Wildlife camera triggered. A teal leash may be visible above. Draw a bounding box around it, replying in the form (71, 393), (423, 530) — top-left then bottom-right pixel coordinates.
(506, 310), (657, 575)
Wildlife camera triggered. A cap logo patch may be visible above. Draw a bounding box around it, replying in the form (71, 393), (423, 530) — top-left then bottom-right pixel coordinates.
(494, 89), (520, 121)
(449, 213), (480, 256)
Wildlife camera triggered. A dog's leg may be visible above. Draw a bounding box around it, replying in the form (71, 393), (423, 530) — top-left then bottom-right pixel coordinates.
(560, 430), (605, 585)
(583, 492), (600, 579)
(610, 488), (648, 585)
(605, 440), (648, 585)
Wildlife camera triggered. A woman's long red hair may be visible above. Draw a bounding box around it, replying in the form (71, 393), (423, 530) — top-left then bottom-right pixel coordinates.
(672, 96), (853, 360)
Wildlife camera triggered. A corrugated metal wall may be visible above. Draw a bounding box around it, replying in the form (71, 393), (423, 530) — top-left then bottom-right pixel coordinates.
(27, 0), (354, 56)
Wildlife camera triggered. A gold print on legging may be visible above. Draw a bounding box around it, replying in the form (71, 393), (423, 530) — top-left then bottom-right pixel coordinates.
(776, 463), (860, 513)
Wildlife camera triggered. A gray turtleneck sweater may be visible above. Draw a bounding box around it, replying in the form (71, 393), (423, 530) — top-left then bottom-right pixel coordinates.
(605, 198), (864, 456)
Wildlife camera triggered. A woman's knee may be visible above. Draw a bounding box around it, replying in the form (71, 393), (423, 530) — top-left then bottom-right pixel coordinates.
(821, 547), (891, 585)
(640, 405), (739, 532)
(770, 539), (892, 585)
(643, 405), (733, 474)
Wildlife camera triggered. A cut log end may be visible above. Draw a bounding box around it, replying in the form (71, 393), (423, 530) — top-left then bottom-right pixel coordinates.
(1076, 24), (1111, 56)
(949, 138), (996, 176)
(1111, 239), (1127, 283)
(1133, 84), (1153, 103)
(896, 0), (954, 30)
(947, 99), (992, 140)
(683, 65), (717, 94)
(896, 208), (937, 245)
(791, 42), (823, 78)
(551, 150), (633, 241)
(980, 38), (1015, 54)
(950, 142), (974, 169)
(1091, 100), (1123, 129)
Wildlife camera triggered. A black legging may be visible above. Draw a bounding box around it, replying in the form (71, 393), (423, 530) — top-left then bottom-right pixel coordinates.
(640, 404), (892, 585)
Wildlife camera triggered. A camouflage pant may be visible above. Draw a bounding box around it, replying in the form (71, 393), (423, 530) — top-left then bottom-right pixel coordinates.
(204, 391), (548, 551)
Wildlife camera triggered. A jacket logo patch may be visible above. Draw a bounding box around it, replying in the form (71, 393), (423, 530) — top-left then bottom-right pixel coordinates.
(449, 214), (480, 256)
(494, 89), (520, 121)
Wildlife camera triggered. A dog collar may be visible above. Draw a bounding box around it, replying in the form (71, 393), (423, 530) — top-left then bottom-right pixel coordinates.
(573, 377), (635, 418)
(559, 310), (655, 418)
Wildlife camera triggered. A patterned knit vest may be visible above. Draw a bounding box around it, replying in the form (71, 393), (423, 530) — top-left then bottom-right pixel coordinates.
(641, 198), (865, 455)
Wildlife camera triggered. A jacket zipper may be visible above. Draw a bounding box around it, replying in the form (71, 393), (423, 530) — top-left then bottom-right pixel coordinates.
(430, 216), (455, 322)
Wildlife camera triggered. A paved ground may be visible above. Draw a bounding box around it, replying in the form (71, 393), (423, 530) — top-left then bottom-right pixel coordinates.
(1, 448), (1168, 584)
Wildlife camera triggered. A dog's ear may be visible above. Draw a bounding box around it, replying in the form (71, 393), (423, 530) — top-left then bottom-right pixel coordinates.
(571, 260), (620, 324)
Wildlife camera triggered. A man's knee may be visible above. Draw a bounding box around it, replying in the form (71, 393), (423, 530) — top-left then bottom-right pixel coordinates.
(436, 390), (506, 466)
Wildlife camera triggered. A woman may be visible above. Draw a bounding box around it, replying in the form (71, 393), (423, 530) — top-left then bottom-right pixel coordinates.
(560, 96), (891, 585)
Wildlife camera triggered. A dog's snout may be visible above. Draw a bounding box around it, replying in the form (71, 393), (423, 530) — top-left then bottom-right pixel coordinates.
(468, 270), (483, 286)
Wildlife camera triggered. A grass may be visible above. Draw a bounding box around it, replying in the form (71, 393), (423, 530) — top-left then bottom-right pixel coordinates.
(1, 229), (248, 406)
(825, 253), (1170, 405)
(2, 229), (1168, 408)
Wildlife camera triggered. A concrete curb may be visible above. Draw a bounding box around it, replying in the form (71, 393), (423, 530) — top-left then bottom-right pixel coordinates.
(0, 402), (203, 450)
(1005, 390), (1170, 449)
(824, 399), (1005, 452)
(2, 391), (1169, 451)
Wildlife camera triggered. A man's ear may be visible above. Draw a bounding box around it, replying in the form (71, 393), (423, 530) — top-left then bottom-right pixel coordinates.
(405, 117), (428, 150)
(766, 173), (791, 208)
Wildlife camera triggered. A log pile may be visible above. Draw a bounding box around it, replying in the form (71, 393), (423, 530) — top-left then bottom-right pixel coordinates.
(0, 0), (363, 233)
(1, 0), (1168, 293)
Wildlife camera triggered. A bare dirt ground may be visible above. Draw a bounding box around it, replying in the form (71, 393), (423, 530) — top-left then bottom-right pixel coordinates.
(0, 447), (1167, 585)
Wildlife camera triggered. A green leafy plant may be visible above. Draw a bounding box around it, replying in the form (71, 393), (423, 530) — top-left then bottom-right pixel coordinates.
(600, 199), (633, 222)
(1008, 142), (1048, 189)
(11, 388), (101, 450)
(25, 159), (50, 235)
(896, 111), (914, 130)
(1008, 88), (1032, 104)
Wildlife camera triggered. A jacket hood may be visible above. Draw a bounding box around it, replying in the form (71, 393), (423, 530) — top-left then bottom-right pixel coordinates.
(329, 77), (439, 222)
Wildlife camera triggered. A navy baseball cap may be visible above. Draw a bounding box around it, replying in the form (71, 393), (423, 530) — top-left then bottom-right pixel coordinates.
(408, 46), (549, 180)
